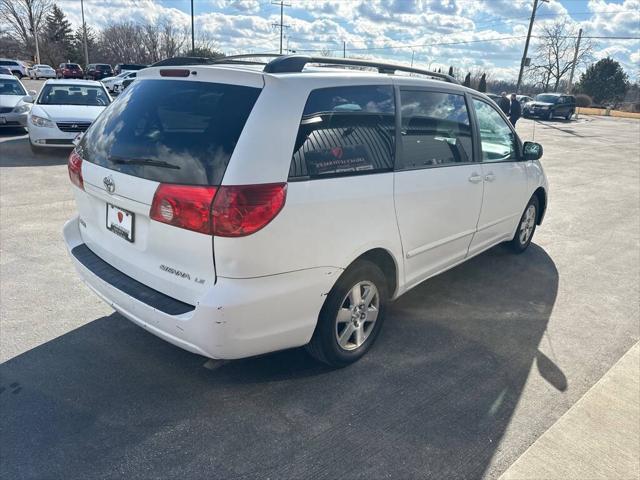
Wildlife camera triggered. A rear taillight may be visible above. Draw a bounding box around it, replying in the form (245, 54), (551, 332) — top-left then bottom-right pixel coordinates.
(150, 184), (217, 234)
(68, 150), (84, 190)
(149, 183), (287, 237)
(212, 183), (287, 237)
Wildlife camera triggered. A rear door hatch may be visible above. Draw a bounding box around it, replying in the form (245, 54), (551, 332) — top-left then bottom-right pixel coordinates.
(73, 66), (263, 305)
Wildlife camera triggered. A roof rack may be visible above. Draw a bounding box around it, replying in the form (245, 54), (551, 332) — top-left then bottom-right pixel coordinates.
(151, 54), (282, 68)
(263, 55), (461, 84)
(150, 54), (460, 85)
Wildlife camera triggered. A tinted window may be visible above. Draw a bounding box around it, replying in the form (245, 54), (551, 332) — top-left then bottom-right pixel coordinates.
(290, 85), (395, 179)
(472, 98), (518, 162)
(0, 78), (26, 96)
(535, 94), (559, 103)
(399, 90), (473, 168)
(79, 79), (261, 186)
(0, 61), (18, 66)
(38, 84), (110, 106)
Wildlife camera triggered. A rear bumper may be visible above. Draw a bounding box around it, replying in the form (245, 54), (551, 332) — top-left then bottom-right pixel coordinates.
(63, 216), (342, 359)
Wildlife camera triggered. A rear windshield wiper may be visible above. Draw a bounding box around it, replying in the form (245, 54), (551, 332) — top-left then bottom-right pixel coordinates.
(108, 156), (180, 170)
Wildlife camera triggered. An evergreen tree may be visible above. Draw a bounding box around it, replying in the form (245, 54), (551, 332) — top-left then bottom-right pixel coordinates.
(463, 72), (471, 87)
(448, 66), (454, 78)
(575, 57), (629, 104)
(41, 4), (73, 66)
(478, 73), (487, 92)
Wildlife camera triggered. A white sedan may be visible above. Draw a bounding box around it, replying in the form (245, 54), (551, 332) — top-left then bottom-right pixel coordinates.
(28, 64), (57, 79)
(101, 71), (136, 93)
(27, 79), (111, 153)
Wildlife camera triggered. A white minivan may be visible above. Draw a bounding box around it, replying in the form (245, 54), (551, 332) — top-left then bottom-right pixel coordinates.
(63, 55), (548, 366)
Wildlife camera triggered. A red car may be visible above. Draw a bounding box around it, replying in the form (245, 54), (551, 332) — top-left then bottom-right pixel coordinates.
(56, 63), (84, 79)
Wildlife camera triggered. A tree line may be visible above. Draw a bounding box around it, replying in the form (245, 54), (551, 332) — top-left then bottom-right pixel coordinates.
(0, 0), (223, 67)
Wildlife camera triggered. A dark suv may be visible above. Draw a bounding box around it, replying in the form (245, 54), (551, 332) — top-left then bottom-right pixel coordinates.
(56, 63), (83, 79)
(113, 63), (147, 75)
(85, 63), (113, 80)
(523, 93), (576, 120)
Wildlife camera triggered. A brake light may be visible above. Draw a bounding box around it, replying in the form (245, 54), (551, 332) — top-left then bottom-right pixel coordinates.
(150, 184), (217, 234)
(149, 183), (287, 236)
(68, 150), (84, 190)
(212, 183), (287, 237)
(160, 69), (190, 77)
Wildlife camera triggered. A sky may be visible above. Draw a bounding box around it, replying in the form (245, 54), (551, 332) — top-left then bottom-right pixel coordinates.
(56, 0), (639, 80)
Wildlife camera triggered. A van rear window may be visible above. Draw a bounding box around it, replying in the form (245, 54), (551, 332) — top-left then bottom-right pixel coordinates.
(79, 79), (261, 186)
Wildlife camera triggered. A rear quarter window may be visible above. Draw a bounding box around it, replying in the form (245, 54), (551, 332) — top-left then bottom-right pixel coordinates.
(289, 85), (395, 179)
(78, 79), (261, 186)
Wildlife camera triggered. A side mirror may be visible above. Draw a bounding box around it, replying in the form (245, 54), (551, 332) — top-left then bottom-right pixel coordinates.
(28, 89), (37, 97)
(22, 95), (34, 103)
(523, 141), (543, 161)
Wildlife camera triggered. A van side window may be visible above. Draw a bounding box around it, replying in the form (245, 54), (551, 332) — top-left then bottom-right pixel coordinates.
(289, 85), (395, 179)
(399, 90), (473, 168)
(472, 98), (518, 162)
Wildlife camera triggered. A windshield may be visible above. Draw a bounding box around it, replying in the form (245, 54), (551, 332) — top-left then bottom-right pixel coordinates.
(79, 79), (261, 185)
(535, 94), (559, 103)
(37, 84), (110, 106)
(0, 78), (26, 96)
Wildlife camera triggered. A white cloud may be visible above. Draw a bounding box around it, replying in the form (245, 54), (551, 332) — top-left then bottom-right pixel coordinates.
(50, 0), (639, 81)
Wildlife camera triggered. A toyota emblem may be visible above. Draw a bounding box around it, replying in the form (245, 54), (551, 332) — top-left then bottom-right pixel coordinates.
(103, 175), (115, 194)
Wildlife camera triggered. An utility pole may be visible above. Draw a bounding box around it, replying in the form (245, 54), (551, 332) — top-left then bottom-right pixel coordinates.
(272, 1), (290, 54)
(190, 0), (195, 55)
(567, 28), (582, 93)
(516, 0), (548, 93)
(411, 50), (415, 67)
(343, 40), (346, 58)
(81, 0), (89, 66)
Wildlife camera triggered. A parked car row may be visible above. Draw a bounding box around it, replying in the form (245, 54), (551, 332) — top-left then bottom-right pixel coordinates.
(0, 74), (111, 152)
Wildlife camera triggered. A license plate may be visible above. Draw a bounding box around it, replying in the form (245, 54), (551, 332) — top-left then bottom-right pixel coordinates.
(0, 117), (6, 124)
(106, 203), (134, 242)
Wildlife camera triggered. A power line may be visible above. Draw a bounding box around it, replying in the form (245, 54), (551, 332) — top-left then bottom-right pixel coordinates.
(271, 1), (291, 55)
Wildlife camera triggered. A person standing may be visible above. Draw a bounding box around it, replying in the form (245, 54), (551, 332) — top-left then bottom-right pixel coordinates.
(498, 92), (510, 115)
(509, 94), (522, 127)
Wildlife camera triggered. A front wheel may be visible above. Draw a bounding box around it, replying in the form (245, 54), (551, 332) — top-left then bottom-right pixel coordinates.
(306, 260), (388, 367)
(565, 110), (573, 120)
(509, 196), (539, 253)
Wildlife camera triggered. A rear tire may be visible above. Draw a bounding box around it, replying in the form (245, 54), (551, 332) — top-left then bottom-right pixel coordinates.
(306, 260), (388, 367)
(509, 196), (539, 253)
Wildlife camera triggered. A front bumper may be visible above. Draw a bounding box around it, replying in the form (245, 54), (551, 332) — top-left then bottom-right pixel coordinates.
(29, 122), (79, 147)
(63, 216), (342, 359)
(0, 111), (27, 128)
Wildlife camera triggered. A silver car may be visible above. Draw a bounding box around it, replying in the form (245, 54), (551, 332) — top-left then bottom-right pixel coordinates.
(0, 74), (35, 128)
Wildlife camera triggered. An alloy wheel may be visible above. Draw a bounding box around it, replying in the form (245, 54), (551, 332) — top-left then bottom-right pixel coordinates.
(335, 281), (380, 351)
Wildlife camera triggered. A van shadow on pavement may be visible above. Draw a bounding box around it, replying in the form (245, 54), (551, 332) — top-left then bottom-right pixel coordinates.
(0, 244), (559, 480)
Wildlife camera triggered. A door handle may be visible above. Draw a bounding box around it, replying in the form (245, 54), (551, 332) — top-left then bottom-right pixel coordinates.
(468, 173), (483, 184)
(484, 173), (496, 182)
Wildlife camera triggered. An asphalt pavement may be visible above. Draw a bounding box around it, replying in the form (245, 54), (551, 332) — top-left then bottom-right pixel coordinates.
(0, 96), (638, 479)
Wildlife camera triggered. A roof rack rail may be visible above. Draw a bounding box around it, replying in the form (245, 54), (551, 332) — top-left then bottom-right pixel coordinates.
(151, 54), (282, 68)
(263, 55), (461, 84)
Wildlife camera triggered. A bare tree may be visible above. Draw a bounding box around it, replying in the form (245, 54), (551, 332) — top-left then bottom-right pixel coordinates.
(100, 22), (148, 64)
(0, 0), (52, 60)
(159, 20), (187, 59)
(530, 21), (593, 92)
